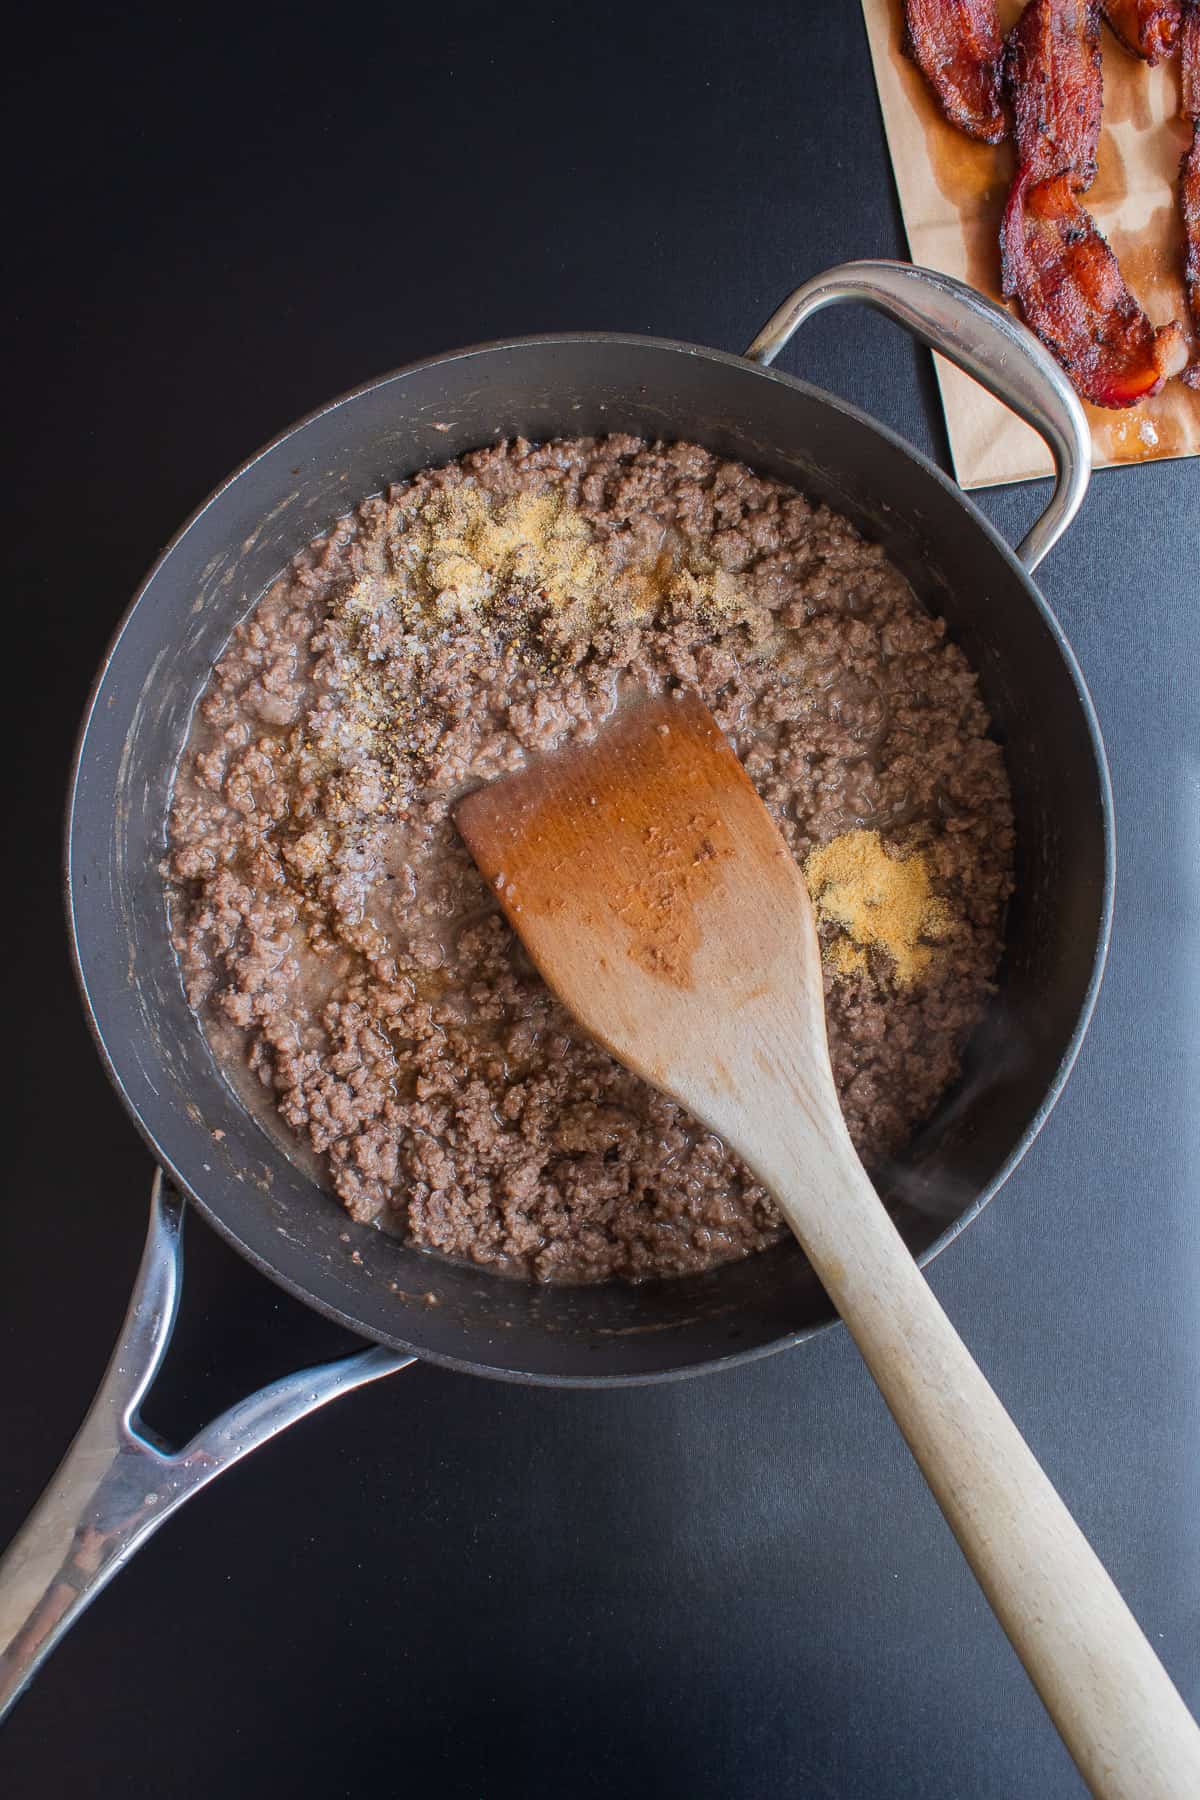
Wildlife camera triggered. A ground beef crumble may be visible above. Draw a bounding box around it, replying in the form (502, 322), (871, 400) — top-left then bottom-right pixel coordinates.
(165, 436), (1013, 1283)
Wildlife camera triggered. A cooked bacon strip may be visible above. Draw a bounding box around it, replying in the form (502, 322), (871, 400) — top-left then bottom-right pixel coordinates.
(903, 0), (1007, 142)
(1184, 128), (1200, 346)
(1002, 0), (1190, 404)
(1183, 0), (1200, 116)
(1006, 0), (1103, 187)
(1001, 169), (1190, 404)
(1100, 0), (1181, 62)
(1183, 131), (1200, 384)
(1182, 3), (1200, 384)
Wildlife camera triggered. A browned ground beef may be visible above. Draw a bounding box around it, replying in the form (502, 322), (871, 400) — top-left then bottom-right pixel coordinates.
(165, 436), (1013, 1282)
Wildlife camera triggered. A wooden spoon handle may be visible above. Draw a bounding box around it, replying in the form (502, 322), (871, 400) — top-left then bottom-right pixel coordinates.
(773, 1158), (1200, 1800)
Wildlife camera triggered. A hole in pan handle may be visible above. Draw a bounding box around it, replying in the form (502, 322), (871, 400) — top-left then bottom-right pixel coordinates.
(0, 1170), (414, 1721)
(744, 259), (1092, 574)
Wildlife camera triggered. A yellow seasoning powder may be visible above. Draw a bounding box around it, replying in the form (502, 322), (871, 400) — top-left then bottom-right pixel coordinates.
(385, 483), (746, 635)
(804, 829), (954, 987)
(420, 488), (604, 616)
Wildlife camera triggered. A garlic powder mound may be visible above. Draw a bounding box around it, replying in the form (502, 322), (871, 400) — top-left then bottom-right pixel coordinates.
(804, 829), (954, 986)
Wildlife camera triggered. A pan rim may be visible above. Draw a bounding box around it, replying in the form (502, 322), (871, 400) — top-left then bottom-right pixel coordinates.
(63, 327), (1116, 1387)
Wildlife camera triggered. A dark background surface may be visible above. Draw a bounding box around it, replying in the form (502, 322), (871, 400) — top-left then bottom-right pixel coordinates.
(3, 3), (1197, 1795)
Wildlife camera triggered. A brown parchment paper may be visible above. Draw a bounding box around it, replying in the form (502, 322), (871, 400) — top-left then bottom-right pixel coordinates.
(861, 0), (1200, 486)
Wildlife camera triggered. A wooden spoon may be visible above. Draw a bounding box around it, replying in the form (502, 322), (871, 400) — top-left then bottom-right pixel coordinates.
(456, 689), (1200, 1800)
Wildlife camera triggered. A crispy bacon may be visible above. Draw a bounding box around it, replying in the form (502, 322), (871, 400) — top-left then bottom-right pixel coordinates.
(1001, 168), (1190, 404)
(1100, 0), (1181, 62)
(1001, 0), (1190, 405)
(1184, 128), (1200, 312)
(1182, 3), (1200, 383)
(1184, 0), (1200, 117)
(1183, 133), (1200, 384)
(903, 0), (1007, 142)
(1006, 0), (1103, 187)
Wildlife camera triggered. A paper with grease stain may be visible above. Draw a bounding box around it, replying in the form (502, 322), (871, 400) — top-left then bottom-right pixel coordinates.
(861, 0), (1200, 486)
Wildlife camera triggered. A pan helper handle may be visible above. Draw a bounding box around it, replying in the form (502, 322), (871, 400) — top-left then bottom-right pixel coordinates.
(0, 1171), (413, 1722)
(745, 260), (1091, 573)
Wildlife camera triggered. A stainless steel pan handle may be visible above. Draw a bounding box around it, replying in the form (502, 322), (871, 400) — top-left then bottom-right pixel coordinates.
(0, 1172), (413, 1721)
(745, 260), (1092, 573)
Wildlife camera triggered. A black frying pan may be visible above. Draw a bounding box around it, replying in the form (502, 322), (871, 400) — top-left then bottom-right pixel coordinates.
(0, 262), (1113, 1714)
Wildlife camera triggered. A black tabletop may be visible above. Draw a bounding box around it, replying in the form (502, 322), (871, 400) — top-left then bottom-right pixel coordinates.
(3, 4), (1198, 1795)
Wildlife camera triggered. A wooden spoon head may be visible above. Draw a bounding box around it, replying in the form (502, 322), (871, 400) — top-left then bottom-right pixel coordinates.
(455, 691), (844, 1168)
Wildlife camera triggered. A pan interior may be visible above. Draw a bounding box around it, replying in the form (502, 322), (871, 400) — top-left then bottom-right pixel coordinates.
(68, 336), (1110, 1383)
